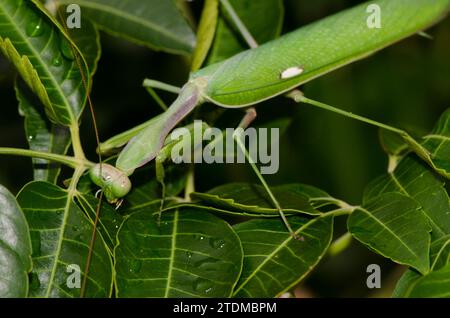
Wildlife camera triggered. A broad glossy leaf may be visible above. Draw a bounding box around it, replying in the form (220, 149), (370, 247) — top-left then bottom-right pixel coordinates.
(114, 208), (243, 297)
(364, 156), (450, 241)
(191, 183), (336, 216)
(348, 193), (431, 274)
(191, 0), (219, 71)
(422, 108), (450, 179)
(59, 0), (196, 55)
(192, 0), (449, 106)
(0, 0), (89, 125)
(0, 184), (32, 298)
(16, 79), (70, 183)
(232, 214), (334, 297)
(406, 264), (450, 297)
(17, 182), (113, 297)
(207, 0), (284, 64)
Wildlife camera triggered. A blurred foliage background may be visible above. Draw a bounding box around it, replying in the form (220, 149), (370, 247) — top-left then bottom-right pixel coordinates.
(0, 0), (449, 297)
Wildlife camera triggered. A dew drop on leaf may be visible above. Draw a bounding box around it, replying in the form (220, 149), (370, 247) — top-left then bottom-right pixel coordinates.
(128, 259), (142, 274)
(209, 238), (226, 249)
(52, 55), (62, 67)
(26, 17), (44, 37)
(193, 278), (214, 295)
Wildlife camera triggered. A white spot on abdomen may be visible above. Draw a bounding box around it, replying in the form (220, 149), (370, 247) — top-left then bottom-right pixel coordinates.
(280, 66), (304, 79)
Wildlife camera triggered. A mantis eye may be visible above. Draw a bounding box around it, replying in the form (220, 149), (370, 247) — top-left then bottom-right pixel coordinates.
(280, 66), (304, 79)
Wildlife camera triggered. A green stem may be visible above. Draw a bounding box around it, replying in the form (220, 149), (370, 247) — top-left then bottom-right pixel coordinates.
(142, 79), (181, 94)
(184, 165), (195, 201)
(290, 92), (434, 167)
(0, 147), (94, 169)
(70, 123), (86, 160)
(221, 0), (258, 49)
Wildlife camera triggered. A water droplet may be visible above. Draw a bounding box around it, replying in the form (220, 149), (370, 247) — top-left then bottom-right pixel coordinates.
(52, 55), (62, 67)
(60, 37), (75, 60)
(28, 135), (34, 141)
(186, 251), (193, 259)
(209, 238), (226, 249)
(29, 273), (41, 290)
(128, 259), (142, 273)
(193, 234), (206, 241)
(26, 17), (44, 37)
(115, 225), (119, 229)
(72, 225), (79, 232)
(193, 278), (214, 295)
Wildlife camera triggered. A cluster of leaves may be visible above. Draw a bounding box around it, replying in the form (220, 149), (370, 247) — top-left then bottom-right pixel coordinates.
(0, 0), (449, 298)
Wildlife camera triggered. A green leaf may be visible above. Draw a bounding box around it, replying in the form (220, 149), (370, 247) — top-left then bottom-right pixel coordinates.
(16, 79), (71, 183)
(348, 193), (431, 274)
(430, 235), (450, 271)
(58, 0), (196, 55)
(114, 208), (243, 297)
(0, 0), (90, 125)
(191, 0), (219, 71)
(0, 184), (32, 298)
(17, 182), (113, 297)
(232, 214), (334, 297)
(406, 264), (450, 297)
(392, 269), (421, 298)
(364, 156), (450, 242)
(422, 108), (450, 179)
(207, 0), (284, 64)
(191, 183), (336, 216)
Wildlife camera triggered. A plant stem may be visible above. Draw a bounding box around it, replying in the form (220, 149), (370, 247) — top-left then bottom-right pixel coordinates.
(184, 165), (196, 201)
(142, 79), (181, 94)
(0, 147), (94, 169)
(221, 0), (258, 49)
(70, 123), (86, 160)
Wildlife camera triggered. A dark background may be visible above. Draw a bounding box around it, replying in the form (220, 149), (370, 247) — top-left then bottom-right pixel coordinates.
(1, 0), (449, 297)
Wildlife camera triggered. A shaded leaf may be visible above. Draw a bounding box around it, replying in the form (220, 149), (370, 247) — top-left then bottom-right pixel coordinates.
(392, 269), (421, 298)
(16, 79), (70, 183)
(0, 0), (89, 125)
(207, 0), (284, 64)
(430, 235), (450, 271)
(59, 0), (196, 55)
(114, 208), (243, 297)
(232, 214), (334, 297)
(17, 182), (113, 297)
(348, 193), (431, 274)
(0, 184), (32, 298)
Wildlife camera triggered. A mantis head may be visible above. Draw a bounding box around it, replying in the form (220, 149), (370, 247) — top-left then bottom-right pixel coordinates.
(89, 163), (132, 208)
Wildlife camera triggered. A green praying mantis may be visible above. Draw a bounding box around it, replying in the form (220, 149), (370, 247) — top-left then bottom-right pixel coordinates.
(1, 0), (449, 236)
(87, 0), (450, 229)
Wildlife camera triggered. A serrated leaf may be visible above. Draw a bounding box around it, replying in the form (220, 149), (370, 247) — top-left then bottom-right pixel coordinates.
(58, 0), (196, 55)
(191, 183), (335, 216)
(232, 214), (334, 298)
(0, 0), (89, 126)
(17, 182), (112, 298)
(348, 193), (431, 274)
(207, 0), (284, 64)
(422, 108), (450, 179)
(406, 264), (450, 297)
(114, 208), (243, 297)
(364, 157), (450, 242)
(0, 184), (32, 298)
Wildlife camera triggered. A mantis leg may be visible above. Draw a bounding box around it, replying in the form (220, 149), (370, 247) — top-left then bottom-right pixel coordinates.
(155, 159), (166, 225)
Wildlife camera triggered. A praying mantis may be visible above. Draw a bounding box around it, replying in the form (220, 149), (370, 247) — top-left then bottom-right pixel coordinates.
(87, 0), (450, 235)
(1, 0), (449, 234)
